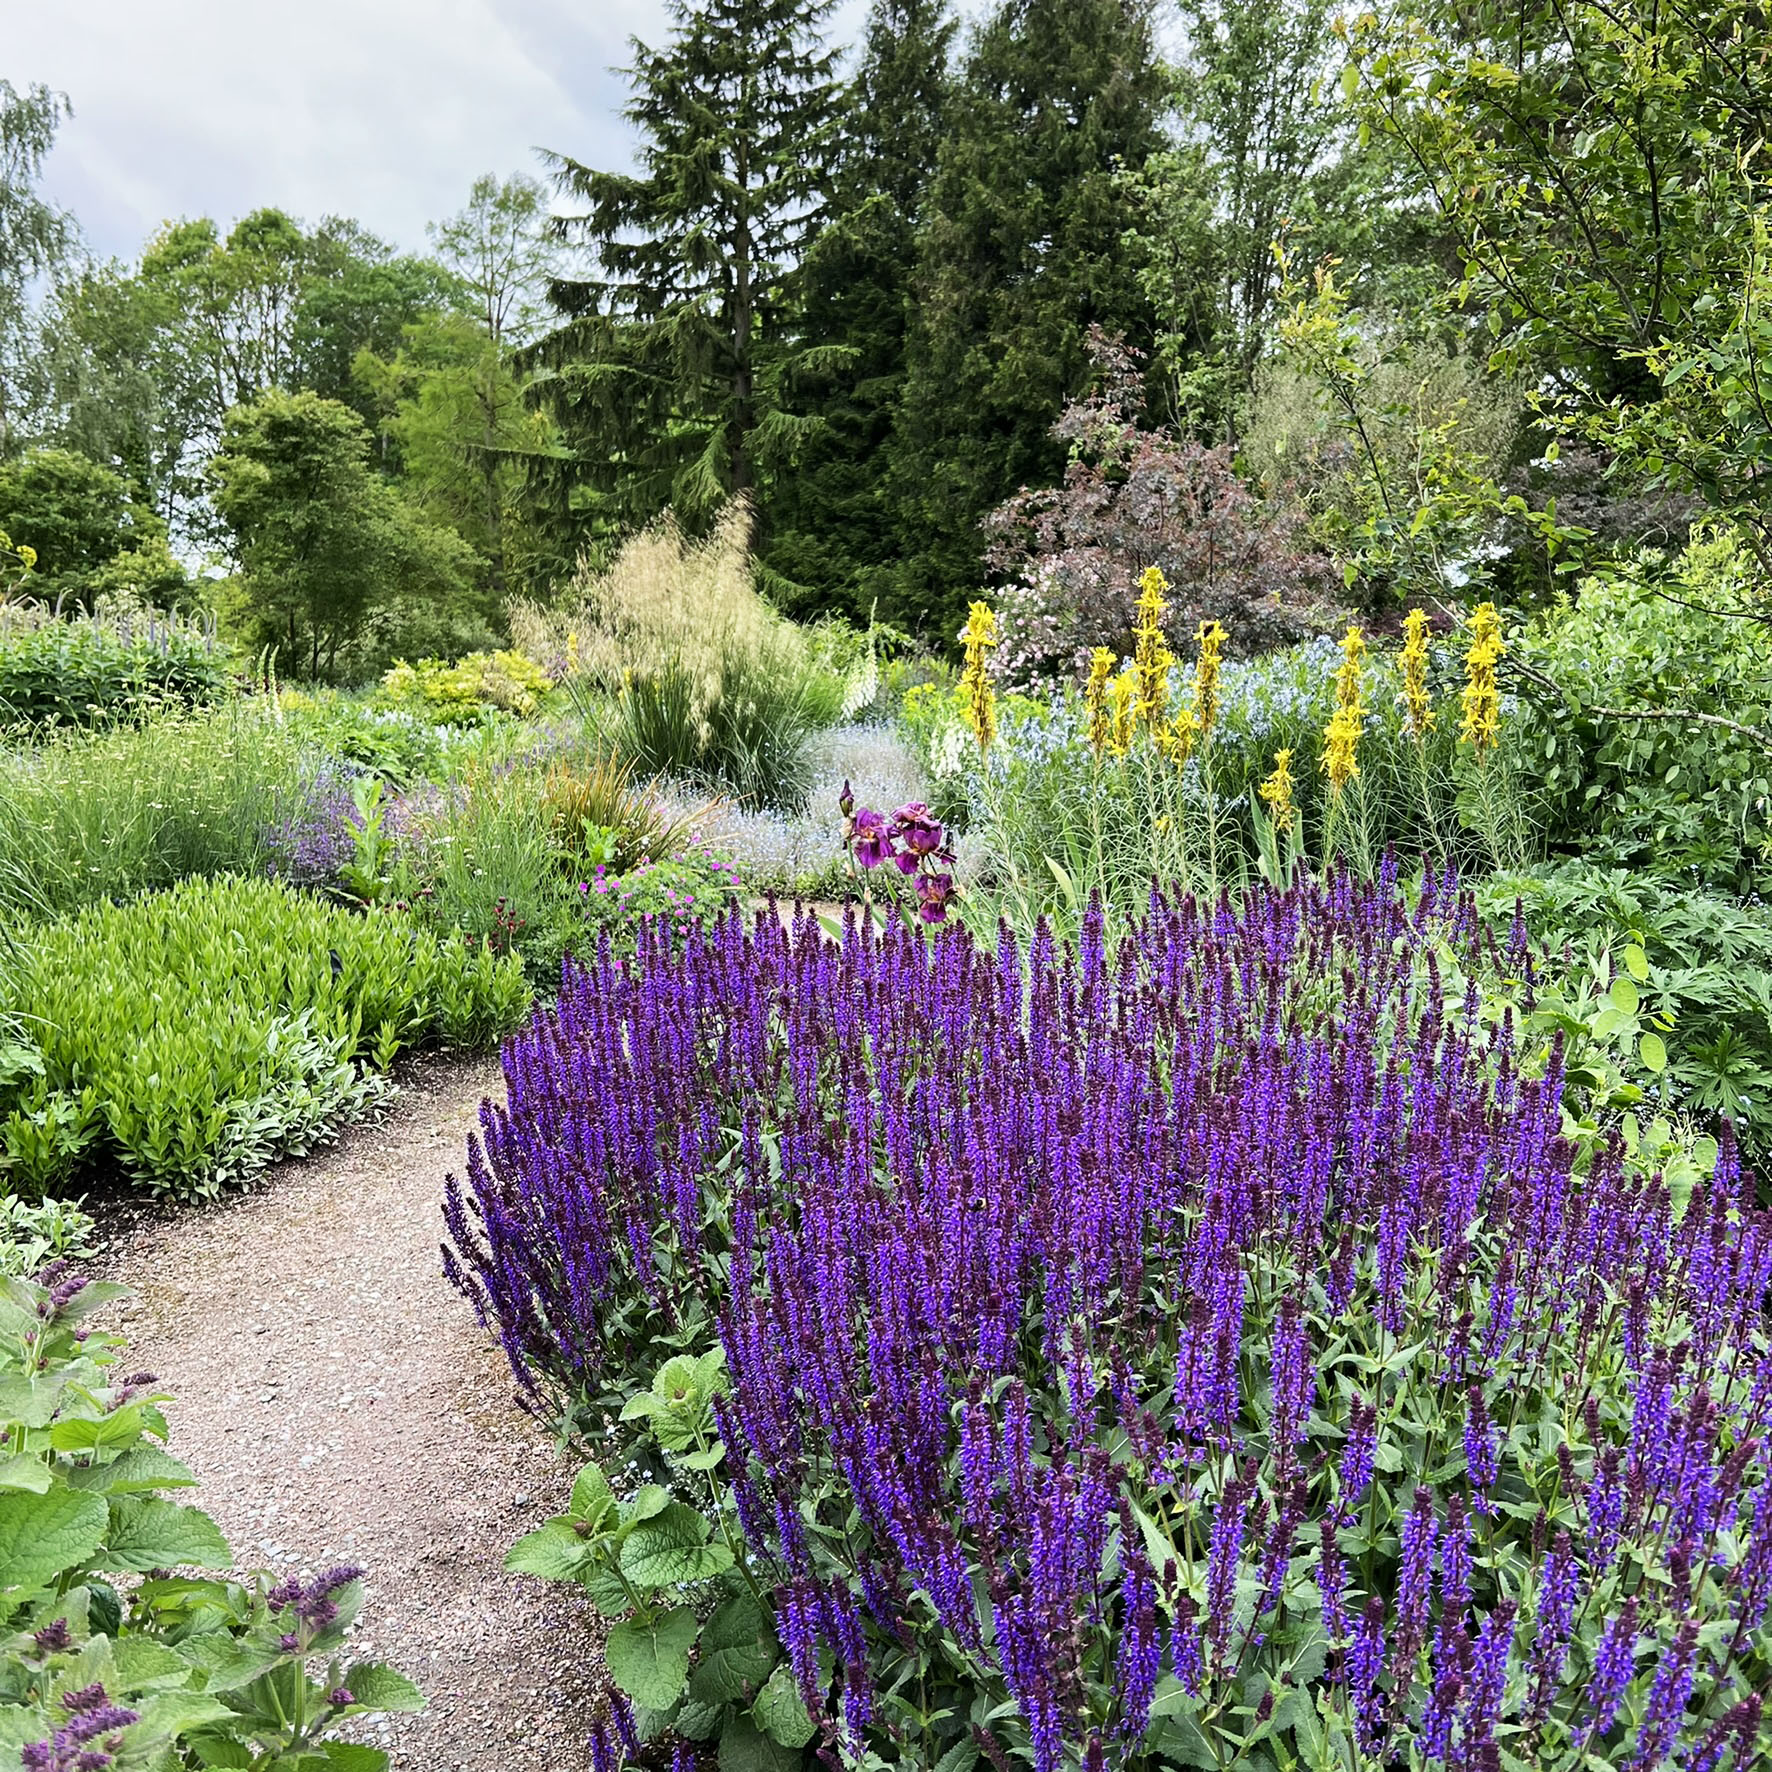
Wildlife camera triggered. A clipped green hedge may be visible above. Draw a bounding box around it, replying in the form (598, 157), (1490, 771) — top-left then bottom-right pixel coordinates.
(0, 618), (233, 731)
(0, 876), (531, 1199)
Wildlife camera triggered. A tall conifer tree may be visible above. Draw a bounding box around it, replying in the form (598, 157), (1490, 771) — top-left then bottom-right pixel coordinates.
(768, 0), (957, 620)
(888, 0), (1166, 641)
(532, 0), (844, 556)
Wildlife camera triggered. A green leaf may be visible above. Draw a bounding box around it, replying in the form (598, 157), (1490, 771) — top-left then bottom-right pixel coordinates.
(1623, 944), (1650, 982)
(619, 1503), (734, 1589)
(189, 1738), (255, 1768)
(753, 1664), (816, 1749)
(0, 1484), (107, 1592)
(110, 1635), (199, 1690)
(604, 1606), (699, 1709)
(1609, 976), (1641, 1015)
(322, 1746), (391, 1772)
(619, 1485), (674, 1528)
(340, 1662), (426, 1714)
(1639, 1031), (1668, 1074)
(569, 1463), (613, 1519)
(584, 1565), (634, 1618)
(0, 1451), (51, 1493)
(0, 1373), (64, 1429)
(689, 1593), (779, 1706)
(64, 1448), (200, 1494)
(933, 1745), (981, 1772)
(505, 1520), (601, 1584)
(1043, 856), (1078, 910)
(176, 1634), (289, 1693)
(718, 1713), (804, 1772)
(99, 1498), (231, 1572)
(51, 1406), (154, 1454)
(675, 1699), (725, 1740)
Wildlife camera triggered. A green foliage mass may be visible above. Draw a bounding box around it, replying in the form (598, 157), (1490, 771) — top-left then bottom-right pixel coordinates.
(0, 449), (174, 602)
(1510, 528), (1772, 894)
(531, 0), (845, 558)
(208, 388), (486, 681)
(1344, 0), (1772, 566)
(0, 702), (311, 918)
(1480, 860), (1772, 1177)
(0, 609), (231, 732)
(766, 0), (957, 622)
(0, 81), (75, 455)
(0, 1268), (422, 1771)
(884, 0), (1168, 642)
(0, 875), (530, 1199)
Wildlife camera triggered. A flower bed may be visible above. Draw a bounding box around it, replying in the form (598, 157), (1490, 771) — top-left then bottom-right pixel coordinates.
(445, 877), (1770, 1771)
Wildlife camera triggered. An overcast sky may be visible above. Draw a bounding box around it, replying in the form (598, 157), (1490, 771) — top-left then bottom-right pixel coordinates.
(10, 0), (871, 265)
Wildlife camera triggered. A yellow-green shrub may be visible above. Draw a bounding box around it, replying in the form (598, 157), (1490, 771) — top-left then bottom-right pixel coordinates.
(378, 648), (554, 720)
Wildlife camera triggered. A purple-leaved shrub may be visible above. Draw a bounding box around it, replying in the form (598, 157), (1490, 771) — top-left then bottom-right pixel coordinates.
(445, 871), (1771, 1771)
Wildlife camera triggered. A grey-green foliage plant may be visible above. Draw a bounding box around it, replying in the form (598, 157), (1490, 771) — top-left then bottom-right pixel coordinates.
(0, 1265), (422, 1771)
(506, 1351), (813, 1768)
(0, 1195), (94, 1280)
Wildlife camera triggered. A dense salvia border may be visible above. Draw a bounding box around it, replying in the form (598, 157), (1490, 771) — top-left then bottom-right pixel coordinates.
(445, 872), (1772, 1771)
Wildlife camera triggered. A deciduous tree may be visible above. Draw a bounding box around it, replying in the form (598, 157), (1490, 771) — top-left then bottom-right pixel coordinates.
(208, 389), (481, 680)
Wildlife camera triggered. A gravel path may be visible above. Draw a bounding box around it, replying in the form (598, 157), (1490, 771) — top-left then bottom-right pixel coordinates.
(102, 1053), (602, 1771)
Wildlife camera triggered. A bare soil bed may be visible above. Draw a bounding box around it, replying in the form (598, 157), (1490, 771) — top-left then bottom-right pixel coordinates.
(97, 1052), (602, 1771)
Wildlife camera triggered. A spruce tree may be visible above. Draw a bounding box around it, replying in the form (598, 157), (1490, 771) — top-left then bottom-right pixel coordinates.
(533, 0), (844, 558)
(887, 0), (1167, 643)
(767, 0), (957, 621)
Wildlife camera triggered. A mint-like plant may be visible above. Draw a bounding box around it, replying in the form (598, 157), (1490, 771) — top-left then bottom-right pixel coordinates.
(0, 1265), (422, 1770)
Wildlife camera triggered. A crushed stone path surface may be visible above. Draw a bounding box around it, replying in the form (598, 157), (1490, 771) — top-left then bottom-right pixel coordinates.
(100, 1053), (602, 1772)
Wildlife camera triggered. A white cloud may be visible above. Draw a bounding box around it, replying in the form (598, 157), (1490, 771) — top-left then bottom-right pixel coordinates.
(13, 0), (860, 261)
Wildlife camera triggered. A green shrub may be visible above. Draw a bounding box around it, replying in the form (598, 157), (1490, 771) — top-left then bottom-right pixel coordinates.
(0, 876), (530, 1199)
(0, 702), (313, 918)
(1511, 526), (1772, 893)
(0, 1265), (423, 1769)
(0, 604), (232, 732)
(376, 648), (554, 722)
(275, 687), (463, 785)
(1479, 859), (1772, 1172)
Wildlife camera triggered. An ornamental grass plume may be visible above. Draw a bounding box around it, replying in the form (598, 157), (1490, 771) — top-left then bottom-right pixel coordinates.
(1401, 607), (1435, 738)
(958, 600), (999, 752)
(1257, 747), (1296, 829)
(447, 874), (1772, 1772)
(1084, 647), (1115, 756)
(1131, 567), (1173, 733)
(1460, 600), (1504, 753)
